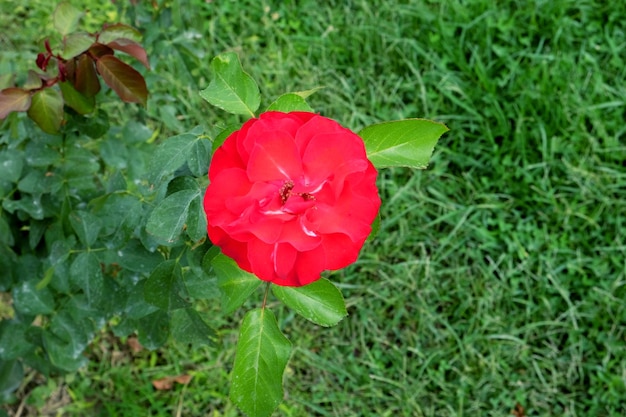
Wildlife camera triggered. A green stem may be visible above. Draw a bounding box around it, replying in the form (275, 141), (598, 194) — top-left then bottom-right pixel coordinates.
(262, 282), (271, 309)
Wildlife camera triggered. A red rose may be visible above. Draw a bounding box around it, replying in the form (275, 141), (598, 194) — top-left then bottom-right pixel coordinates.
(203, 111), (381, 287)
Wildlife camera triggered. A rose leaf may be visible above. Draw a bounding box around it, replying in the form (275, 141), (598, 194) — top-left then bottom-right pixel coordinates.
(0, 88), (31, 119)
(145, 189), (201, 246)
(144, 260), (190, 311)
(27, 89), (64, 134)
(272, 278), (347, 327)
(199, 52), (260, 117)
(96, 55), (148, 105)
(230, 308), (291, 417)
(170, 308), (216, 347)
(53, 2), (83, 36)
(359, 119), (449, 169)
(211, 253), (262, 314)
(266, 93), (314, 113)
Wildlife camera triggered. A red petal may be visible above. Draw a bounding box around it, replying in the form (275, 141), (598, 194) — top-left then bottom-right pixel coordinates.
(292, 248), (325, 286)
(247, 239), (276, 282)
(247, 131), (303, 182)
(204, 168), (250, 213)
(210, 226), (252, 273)
(225, 181), (276, 215)
(277, 217), (321, 251)
(209, 132), (245, 179)
(294, 114), (343, 152)
(236, 215), (284, 244)
(320, 233), (361, 270)
(273, 242), (297, 279)
(302, 131), (368, 186)
(309, 180), (379, 243)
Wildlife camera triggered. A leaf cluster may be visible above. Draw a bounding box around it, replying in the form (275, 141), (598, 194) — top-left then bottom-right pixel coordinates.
(0, 2), (148, 134)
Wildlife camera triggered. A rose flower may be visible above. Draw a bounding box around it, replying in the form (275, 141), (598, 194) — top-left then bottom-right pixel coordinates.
(203, 111), (380, 286)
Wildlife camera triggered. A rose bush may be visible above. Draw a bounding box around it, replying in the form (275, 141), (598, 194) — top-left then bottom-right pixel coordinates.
(203, 111), (381, 286)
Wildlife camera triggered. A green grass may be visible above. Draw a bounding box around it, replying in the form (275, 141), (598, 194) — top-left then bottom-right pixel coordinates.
(2, 0), (626, 416)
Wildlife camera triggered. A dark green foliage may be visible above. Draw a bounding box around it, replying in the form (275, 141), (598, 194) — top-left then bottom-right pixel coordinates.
(0, 111), (216, 385)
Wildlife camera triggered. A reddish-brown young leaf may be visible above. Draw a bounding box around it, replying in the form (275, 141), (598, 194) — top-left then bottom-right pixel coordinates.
(65, 58), (77, 84)
(75, 54), (100, 97)
(0, 88), (32, 119)
(88, 43), (115, 59)
(107, 38), (150, 69)
(96, 55), (148, 105)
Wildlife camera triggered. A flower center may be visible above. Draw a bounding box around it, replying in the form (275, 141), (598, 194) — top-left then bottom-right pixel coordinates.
(279, 180), (295, 204)
(278, 180), (316, 206)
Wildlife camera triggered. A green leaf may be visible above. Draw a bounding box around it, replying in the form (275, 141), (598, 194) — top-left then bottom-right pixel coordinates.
(211, 253), (261, 314)
(199, 52), (260, 117)
(96, 55), (148, 105)
(24, 141), (61, 167)
(41, 239), (73, 291)
(231, 309), (291, 417)
(2, 195), (45, 220)
(186, 195), (208, 242)
(125, 280), (158, 319)
(272, 278), (347, 327)
(24, 70), (43, 90)
(0, 74), (14, 89)
(13, 280), (55, 315)
(185, 136), (212, 177)
(92, 193), (141, 242)
(145, 189), (201, 245)
(167, 175), (200, 194)
(0, 217), (13, 246)
(27, 89), (64, 134)
(62, 146), (99, 191)
(0, 360), (23, 397)
(0, 321), (34, 360)
(266, 93), (314, 112)
(69, 252), (104, 305)
(144, 260), (190, 311)
(98, 23), (143, 44)
(0, 149), (24, 183)
(137, 310), (169, 350)
(0, 88), (31, 119)
(114, 240), (163, 273)
(53, 2), (83, 36)
(69, 211), (102, 247)
(61, 32), (94, 60)
(17, 170), (52, 194)
(43, 311), (90, 372)
(359, 119), (449, 169)
(59, 81), (95, 114)
(179, 245), (219, 300)
(149, 131), (201, 186)
(170, 308), (216, 347)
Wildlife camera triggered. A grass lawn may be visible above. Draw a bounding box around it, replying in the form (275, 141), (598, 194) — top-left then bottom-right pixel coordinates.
(2, 0), (626, 416)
